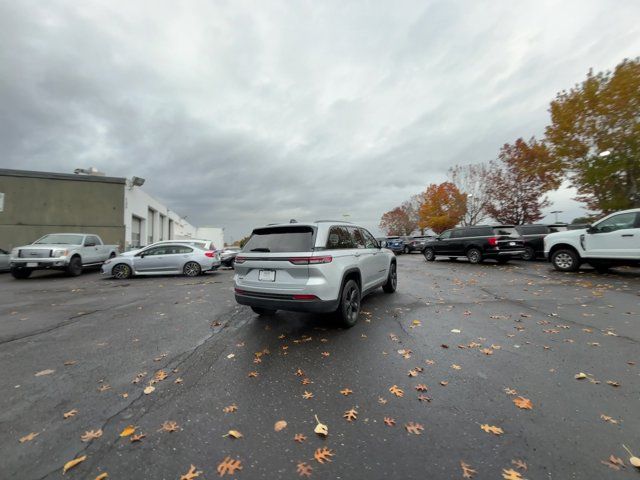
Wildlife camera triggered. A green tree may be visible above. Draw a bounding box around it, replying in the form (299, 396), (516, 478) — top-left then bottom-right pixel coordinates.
(545, 58), (640, 212)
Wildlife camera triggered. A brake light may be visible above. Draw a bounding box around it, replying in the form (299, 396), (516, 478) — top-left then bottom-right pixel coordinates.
(288, 256), (333, 265)
(293, 294), (319, 300)
(235, 256), (246, 264)
(204, 251), (216, 258)
(488, 237), (498, 246)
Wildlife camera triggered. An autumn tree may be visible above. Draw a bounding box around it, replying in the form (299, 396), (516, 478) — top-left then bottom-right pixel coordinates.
(545, 57), (640, 212)
(379, 204), (416, 236)
(448, 163), (490, 225)
(418, 182), (467, 234)
(484, 137), (561, 225)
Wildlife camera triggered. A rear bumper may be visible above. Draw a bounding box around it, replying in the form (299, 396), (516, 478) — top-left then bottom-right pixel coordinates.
(485, 250), (525, 258)
(235, 290), (339, 313)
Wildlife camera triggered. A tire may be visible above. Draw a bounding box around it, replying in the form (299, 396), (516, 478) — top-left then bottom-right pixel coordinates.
(521, 246), (535, 261)
(11, 267), (32, 279)
(403, 246), (410, 254)
(467, 248), (482, 264)
(251, 307), (276, 316)
(183, 261), (201, 277)
(382, 262), (397, 293)
(66, 256), (83, 277)
(551, 248), (580, 272)
(111, 263), (132, 279)
(423, 248), (436, 262)
(336, 279), (361, 328)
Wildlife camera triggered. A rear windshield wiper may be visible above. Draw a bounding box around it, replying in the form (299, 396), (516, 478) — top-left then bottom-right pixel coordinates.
(250, 248), (271, 252)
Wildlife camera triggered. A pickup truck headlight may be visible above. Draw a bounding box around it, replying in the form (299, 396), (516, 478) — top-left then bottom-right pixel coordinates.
(52, 249), (69, 258)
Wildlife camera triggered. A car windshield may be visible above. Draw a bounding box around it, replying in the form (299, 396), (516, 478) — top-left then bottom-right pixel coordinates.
(34, 234), (84, 245)
(243, 226), (315, 252)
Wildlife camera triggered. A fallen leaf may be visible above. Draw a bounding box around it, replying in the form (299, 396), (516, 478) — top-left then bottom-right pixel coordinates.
(294, 433), (307, 443)
(130, 433), (146, 443)
(295, 368), (305, 376)
(63, 409), (78, 419)
(504, 388), (517, 395)
(606, 380), (620, 387)
(389, 385), (404, 397)
(460, 460), (477, 478)
(224, 430), (243, 439)
(314, 447), (334, 464)
(513, 397), (533, 410)
(119, 425), (136, 437)
(313, 415), (328, 436)
(415, 384), (428, 392)
(601, 455), (625, 470)
(35, 369), (55, 377)
(274, 420), (287, 432)
(248, 371), (259, 378)
(180, 464), (202, 480)
(512, 459), (528, 471)
(154, 370), (168, 381)
(384, 417), (396, 426)
(159, 420), (180, 432)
(452, 364), (461, 370)
(97, 384), (111, 392)
(405, 422), (424, 435)
(217, 457), (242, 476)
(440, 381), (449, 386)
(418, 394), (432, 402)
(600, 414), (619, 425)
(343, 408), (358, 422)
(340, 388), (353, 396)
(95, 473), (109, 480)
(302, 391), (314, 400)
(480, 424), (503, 435)
(574, 372), (587, 380)
(63, 455), (87, 474)
(297, 462), (313, 477)
(223, 404), (237, 413)
(81, 429), (103, 442)
(622, 445), (640, 468)
(19, 432), (39, 443)
(143, 386), (155, 395)
(480, 348), (493, 355)
(502, 468), (524, 479)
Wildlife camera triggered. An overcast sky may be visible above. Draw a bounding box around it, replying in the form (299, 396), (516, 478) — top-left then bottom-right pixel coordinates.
(1, 0), (639, 241)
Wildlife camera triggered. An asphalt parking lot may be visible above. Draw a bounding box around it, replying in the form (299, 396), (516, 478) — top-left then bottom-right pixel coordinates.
(1, 256), (638, 479)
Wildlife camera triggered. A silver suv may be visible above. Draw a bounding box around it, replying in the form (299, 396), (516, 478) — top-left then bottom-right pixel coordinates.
(234, 221), (397, 327)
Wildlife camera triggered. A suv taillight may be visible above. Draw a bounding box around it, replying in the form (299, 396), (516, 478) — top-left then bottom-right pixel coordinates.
(288, 256), (333, 265)
(488, 237), (498, 246)
(235, 256), (246, 264)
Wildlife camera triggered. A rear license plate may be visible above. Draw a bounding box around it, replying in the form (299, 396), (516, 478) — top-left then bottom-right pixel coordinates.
(26, 262), (38, 267)
(509, 242), (516, 246)
(258, 270), (276, 282)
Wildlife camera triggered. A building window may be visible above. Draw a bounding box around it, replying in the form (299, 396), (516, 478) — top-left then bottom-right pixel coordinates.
(147, 208), (155, 244)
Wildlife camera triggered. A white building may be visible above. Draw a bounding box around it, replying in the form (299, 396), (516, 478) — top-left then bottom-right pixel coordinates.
(124, 181), (224, 250)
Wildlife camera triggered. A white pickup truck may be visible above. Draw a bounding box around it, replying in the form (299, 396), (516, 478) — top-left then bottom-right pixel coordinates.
(10, 233), (119, 279)
(544, 208), (640, 273)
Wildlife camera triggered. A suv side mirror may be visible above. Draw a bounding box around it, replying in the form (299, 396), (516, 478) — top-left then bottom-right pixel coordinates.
(586, 225), (596, 234)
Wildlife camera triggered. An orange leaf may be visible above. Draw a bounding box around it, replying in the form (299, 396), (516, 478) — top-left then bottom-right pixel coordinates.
(217, 456), (242, 476)
(343, 408), (358, 422)
(274, 420), (287, 432)
(180, 464), (202, 480)
(460, 460), (477, 478)
(81, 429), (103, 442)
(119, 425), (136, 437)
(389, 385), (404, 397)
(513, 396), (533, 410)
(314, 447), (335, 464)
(405, 422), (424, 435)
(19, 432), (39, 443)
(480, 424), (503, 435)
(63, 455), (87, 474)
(384, 417), (396, 426)
(296, 462), (313, 477)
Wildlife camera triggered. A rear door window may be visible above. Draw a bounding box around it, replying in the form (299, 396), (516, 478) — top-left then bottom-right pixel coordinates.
(493, 227), (520, 238)
(326, 226), (356, 249)
(244, 226), (315, 252)
(349, 227), (366, 249)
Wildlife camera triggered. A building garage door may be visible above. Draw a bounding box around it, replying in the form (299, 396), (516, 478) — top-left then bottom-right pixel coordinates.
(132, 216), (142, 247)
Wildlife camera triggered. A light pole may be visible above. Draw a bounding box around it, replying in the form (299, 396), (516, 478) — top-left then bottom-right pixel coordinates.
(550, 210), (563, 223)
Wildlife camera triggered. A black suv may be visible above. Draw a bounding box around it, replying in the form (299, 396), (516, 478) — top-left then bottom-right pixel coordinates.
(515, 224), (568, 260)
(422, 225), (525, 264)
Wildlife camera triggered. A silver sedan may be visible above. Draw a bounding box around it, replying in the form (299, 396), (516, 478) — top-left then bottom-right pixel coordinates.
(101, 244), (219, 279)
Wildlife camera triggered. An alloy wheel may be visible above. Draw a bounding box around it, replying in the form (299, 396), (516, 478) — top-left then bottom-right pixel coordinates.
(554, 252), (573, 270)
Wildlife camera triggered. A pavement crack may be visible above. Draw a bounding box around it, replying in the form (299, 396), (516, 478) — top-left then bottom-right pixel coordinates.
(0, 309), (103, 345)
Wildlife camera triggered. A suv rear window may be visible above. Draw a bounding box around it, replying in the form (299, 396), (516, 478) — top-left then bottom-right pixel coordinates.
(492, 226), (520, 238)
(244, 226), (315, 252)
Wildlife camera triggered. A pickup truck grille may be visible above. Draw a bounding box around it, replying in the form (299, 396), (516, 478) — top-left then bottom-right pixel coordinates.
(18, 249), (52, 258)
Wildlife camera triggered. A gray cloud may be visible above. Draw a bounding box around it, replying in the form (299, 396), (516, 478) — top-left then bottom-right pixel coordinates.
(1, 0), (639, 240)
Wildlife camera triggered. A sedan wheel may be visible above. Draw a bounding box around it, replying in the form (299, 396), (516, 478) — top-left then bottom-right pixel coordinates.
(112, 263), (132, 279)
(183, 261), (201, 277)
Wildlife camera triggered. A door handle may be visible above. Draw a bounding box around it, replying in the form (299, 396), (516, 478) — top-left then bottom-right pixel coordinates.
(621, 234), (634, 237)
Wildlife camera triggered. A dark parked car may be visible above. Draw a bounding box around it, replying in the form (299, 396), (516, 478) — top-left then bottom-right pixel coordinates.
(422, 225), (525, 264)
(383, 236), (406, 254)
(515, 224), (568, 260)
(402, 235), (434, 253)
